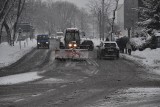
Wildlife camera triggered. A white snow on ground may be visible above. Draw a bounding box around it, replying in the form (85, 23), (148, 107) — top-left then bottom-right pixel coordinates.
(36, 78), (69, 84)
(86, 87), (160, 107)
(0, 38), (36, 68)
(121, 48), (160, 75)
(0, 72), (42, 85)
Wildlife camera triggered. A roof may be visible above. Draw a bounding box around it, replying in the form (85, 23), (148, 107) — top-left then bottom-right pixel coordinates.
(102, 41), (117, 44)
(37, 34), (48, 36)
(66, 28), (79, 31)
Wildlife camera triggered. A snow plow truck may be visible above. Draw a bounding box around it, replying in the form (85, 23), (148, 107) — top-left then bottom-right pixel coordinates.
(55, 28), (88, 60)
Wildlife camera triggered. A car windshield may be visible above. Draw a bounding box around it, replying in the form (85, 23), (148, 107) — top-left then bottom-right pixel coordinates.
(37, 35), (48, 40)
(104, 43), (116, 48)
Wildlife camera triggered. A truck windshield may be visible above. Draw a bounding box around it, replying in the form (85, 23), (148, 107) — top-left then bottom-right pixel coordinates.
(65, 32), (80, 41)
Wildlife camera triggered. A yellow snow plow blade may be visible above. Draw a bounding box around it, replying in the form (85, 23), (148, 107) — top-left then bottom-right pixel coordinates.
(55, 49), (88, 60)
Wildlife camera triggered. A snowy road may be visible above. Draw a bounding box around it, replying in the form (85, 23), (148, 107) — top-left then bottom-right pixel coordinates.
(0, 39), (160, 107)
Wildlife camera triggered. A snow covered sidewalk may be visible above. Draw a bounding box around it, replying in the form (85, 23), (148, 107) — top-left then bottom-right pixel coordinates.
(121, 48), (160, 75)
(0, 39), (36, 68)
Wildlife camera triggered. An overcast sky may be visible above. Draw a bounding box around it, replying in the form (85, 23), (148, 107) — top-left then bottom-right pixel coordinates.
(44, 0), (124, 8)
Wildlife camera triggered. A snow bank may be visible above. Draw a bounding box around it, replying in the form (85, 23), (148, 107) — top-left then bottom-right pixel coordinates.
(0, 72), (42, 85)
(122, 48), (160, 75)
(0, 39), (36, 68)
(130, 37), (146, 47)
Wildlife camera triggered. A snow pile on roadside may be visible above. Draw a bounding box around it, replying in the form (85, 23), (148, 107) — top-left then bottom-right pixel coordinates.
(0, 72), (42, 85)
(122, 48), (160, 75)
(0, 39), (36, 68)
(130, 37), (146, 47)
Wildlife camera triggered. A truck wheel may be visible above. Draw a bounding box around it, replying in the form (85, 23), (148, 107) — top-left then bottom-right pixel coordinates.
(96, 51), (99, 58)
(116, 54), (119, 59)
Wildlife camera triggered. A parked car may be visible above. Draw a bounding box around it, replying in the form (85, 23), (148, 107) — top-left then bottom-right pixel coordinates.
(37, 34), (50, 49)
(81, 40), (94, 51)
(97, 41), (119, 59)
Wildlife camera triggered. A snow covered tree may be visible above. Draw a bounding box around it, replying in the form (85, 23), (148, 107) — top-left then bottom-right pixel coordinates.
(138, 0), (160, 32)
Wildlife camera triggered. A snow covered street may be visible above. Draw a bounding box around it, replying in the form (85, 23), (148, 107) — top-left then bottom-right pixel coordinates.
(0, 38), (160, 107)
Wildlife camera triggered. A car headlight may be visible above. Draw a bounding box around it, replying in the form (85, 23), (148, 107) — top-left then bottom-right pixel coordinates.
(46, 42), (49, 44)
(38, 42), (40, 44)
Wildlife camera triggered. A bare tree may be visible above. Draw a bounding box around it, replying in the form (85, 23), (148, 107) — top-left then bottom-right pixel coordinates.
(0, 0), (26, 45)
(0, 0), (15, 43)
(87, 0), (113, 40)
(22, 0), (90, 35)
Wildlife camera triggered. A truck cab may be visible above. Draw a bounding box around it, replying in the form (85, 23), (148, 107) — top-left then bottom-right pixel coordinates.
(59, 28), (80, 49)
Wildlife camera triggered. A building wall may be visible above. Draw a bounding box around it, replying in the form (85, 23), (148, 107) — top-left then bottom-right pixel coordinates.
(117, 0), (143, 37)
(124, 0), (139, 29)
(117, 4), (124, 30)
(117, 4), (127, 37)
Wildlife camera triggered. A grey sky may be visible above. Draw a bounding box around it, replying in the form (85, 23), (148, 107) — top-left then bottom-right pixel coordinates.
(44, 0), (88, 8)
(44, 0), (124, 8)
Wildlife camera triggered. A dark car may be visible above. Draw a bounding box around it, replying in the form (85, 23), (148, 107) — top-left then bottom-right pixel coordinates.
(81, 40), (94, 51)
(97, 41), (119, 59)
(37, 35), (50, 49)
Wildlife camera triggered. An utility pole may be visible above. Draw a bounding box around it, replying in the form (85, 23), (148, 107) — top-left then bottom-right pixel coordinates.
(111, 0), (119, 41)
(98, 10), (102, 40)
(102, 0), (105, 41)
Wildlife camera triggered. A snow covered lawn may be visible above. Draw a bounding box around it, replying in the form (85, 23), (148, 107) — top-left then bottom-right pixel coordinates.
(122, 48), (160, 75)
(0, 39), (36, 68)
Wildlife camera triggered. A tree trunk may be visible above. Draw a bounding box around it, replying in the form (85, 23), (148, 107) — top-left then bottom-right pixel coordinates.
(0, 23), (4, 44)
(12, 0), (25, 46)
(3, 20), (11, 45)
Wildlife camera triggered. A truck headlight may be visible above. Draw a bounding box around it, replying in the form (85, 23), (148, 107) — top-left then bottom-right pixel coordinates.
(68, 43), (72, 47)
(73, 44), (77, 47)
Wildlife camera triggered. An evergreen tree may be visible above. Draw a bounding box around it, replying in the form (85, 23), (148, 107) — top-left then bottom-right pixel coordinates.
(138, 0), (160, 32)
